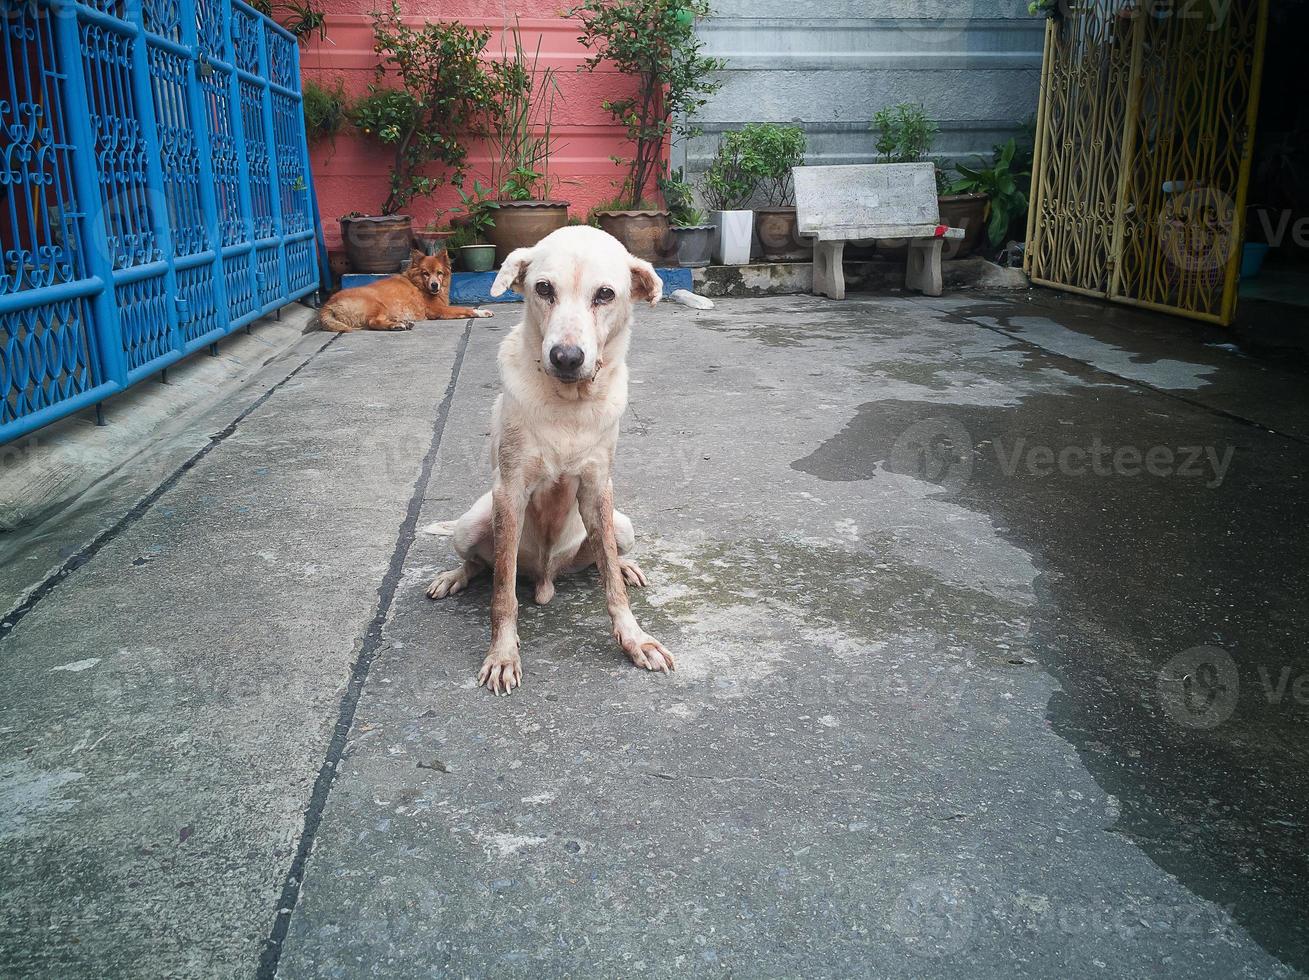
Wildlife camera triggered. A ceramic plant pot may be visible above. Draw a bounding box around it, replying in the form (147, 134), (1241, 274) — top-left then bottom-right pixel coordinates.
(340, 214), (412, 273)
(413, 229), (455, 255)
(754, 206), (811, 262)
(594, 210), (674, 264)
(937, 192), (989, 259)
(459, 244), (497, 273)
(486, 200), (570, 265)
(673, 225), (715, 268)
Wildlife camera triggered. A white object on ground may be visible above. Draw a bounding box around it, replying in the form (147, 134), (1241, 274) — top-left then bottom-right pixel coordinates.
(669, 289), (714, 310)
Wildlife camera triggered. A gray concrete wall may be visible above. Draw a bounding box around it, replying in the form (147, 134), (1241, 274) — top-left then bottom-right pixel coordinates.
(679, 0), (1044, 182)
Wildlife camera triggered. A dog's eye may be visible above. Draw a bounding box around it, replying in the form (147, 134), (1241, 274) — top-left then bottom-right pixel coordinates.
(534, 280), (554, 301)
(593, 286), (615, 305)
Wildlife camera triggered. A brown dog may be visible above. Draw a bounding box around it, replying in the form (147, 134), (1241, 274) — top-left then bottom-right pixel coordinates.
(318, 249), (492, 332)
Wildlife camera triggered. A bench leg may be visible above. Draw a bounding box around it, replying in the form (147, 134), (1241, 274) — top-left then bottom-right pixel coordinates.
(813, 241), (846, 300)
(906, 238), (944, 297)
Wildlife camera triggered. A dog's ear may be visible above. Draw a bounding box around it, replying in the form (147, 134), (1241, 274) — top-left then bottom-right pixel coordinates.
(410, 247), (425, 264)
(629, 257), (662, 306)
(491, 247), (533, 297)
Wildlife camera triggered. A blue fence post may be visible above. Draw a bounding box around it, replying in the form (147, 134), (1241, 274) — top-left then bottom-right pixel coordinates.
(297, 42), (333, 301)
(255, 21), (288, 312)
(123, 0), (184, 360)
(225, 0), (257, 323)
(179, 0), (234, 346)
(49, 0), (130, 394)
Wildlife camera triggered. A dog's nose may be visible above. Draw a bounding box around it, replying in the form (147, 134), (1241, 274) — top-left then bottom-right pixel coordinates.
(549, 344), (585, 373)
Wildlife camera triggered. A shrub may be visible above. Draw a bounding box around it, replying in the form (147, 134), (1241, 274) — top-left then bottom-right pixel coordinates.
(735, 123), (806, 206)
(871, 103), (938, 164)
(702, 131), (756, 211)
(488, 22), (562, 201)
(360, 2), (505, 215)
(571, 0), (724, 209)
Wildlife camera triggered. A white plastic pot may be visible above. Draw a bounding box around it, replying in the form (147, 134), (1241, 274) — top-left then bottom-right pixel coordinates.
(712, 209), (754, 265)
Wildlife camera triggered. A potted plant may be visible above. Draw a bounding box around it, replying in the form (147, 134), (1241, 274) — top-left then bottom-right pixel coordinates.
(660, 168), (714, 267)
(483, 22), (571, 265)
(343, 3), (504, 273)
(703, 129), (757, 265)
(946, 138), (1030, 256)
(737, 123), (809, 261)
(450, 180), (499, 272)
(570, 0), (723, 263)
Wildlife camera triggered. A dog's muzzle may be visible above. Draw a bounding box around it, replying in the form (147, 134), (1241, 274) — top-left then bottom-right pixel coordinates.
(427, 282), (442, 294)
(548, 344), (586, 383)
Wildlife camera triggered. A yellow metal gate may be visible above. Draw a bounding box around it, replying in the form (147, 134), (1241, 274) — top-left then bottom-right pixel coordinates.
(1025, 0), (1269, 325)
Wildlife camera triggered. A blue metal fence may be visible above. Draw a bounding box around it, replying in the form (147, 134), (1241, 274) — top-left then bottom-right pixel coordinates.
(0, 0), (322, 445)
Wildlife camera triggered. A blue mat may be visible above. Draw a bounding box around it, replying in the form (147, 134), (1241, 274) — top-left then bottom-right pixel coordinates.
(340, 268), (693, 305)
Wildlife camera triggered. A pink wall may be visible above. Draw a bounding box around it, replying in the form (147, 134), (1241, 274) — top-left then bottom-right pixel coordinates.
(301, 0), (641, 248)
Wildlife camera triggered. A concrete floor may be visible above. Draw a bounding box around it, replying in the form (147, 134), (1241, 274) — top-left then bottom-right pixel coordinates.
(1, 290), (1307, 978)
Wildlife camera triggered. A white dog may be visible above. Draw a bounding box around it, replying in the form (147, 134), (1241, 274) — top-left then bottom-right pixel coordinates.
(423, 226), (674, 695)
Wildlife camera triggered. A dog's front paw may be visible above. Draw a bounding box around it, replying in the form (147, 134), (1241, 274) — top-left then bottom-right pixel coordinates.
(477, 645), (522, 695)
(472, 308), (493, 318)
(614, 621), (675, 674)
(389, 319), (415, 332)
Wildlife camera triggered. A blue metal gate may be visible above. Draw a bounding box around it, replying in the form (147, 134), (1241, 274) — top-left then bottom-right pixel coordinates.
(1, 0), (322, 445)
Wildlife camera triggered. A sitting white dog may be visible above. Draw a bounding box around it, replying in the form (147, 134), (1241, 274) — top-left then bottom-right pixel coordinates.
(424, 226), (674, 695)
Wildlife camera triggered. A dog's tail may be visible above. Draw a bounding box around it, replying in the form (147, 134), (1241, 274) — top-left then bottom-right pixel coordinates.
(420, 519), (458, 536)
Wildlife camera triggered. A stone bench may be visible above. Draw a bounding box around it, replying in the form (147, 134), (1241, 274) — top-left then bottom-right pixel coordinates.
(794, 163), (964, 299)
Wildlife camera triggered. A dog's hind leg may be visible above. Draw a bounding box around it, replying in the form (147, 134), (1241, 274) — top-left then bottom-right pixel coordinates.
(427, 493), (493, 600)
(317, 305), (356, 333)
(427, 558), (485, 599)
(614, 509), (648, 588)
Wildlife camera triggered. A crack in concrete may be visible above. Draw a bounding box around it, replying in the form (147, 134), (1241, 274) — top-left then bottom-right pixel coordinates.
(256, 319), (473, 979)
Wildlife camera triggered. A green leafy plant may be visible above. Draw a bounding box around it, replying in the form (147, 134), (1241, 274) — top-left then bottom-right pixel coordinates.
(453, 179), (499, 238)
(301, 78), (348, 144)
(947, 138), (1031, 246)
(487, 21), (562, 201)
(570, 0), (724, 209)
(871, 103), (938, 164)
(657, 167), (702, 225)
(358, 2), (506, 215)
(702, 130), (757, 211)
(735, 123), (806, 206)
(445, 224), (484, 251)
(249, 0), (327, 41)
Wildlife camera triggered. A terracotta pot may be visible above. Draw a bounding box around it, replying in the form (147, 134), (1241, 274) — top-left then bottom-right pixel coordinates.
(339, 214), (412, 273)
(937, 192), (989, 259)
(754, 206), (812, 262)
(486, 200), (570, 265)
(672, 225), (715, 268)
(413, 229), (455, 255)
(595, 210), (674, 264)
